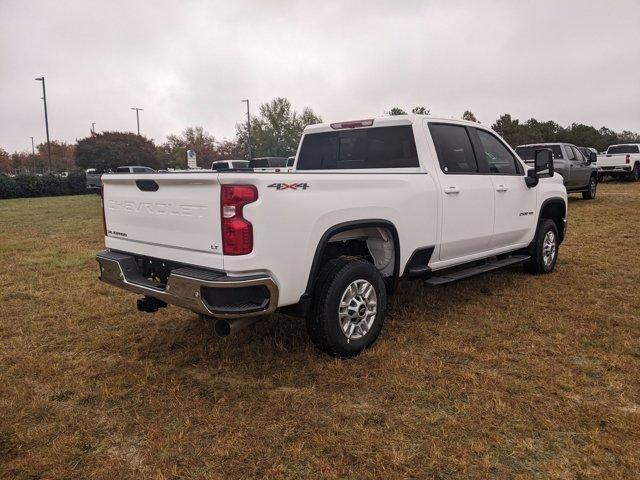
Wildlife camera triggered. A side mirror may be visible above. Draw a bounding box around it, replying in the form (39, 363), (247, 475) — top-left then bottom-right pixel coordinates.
(534, 148), (554, 177)
(589, 151), (597, 164)
(525, 168), (538, 188)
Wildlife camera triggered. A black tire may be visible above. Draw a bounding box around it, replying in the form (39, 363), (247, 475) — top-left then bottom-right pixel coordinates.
(524, 219), (559, 275)
(629, 163), (640, 182)
(306, 258), (387, 358)
(582, 175), (597, 200)
(597, 173), (604, 183)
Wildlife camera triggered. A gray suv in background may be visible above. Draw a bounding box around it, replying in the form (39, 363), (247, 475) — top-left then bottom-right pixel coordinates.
(515, 143), (598, 200)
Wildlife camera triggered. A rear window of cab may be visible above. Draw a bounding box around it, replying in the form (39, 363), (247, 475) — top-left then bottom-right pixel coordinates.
(297, 126), (419, 170)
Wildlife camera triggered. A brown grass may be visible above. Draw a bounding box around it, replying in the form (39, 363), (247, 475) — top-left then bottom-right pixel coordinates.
(1, 182), (639, 479)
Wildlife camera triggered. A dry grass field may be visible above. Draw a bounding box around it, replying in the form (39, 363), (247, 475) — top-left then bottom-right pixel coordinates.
(1, 182), (639, 479)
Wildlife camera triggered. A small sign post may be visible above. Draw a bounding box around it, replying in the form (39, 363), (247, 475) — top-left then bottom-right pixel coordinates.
(187, 150), (197, 169)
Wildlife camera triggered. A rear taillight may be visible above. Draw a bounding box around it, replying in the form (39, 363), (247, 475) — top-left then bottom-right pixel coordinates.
(221, 185), (257, 255)
(100, 184), (106, 236)
(626, 154), (630, 164)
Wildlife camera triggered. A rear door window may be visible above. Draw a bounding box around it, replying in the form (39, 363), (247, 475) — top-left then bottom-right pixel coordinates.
(428, 123), (479, 174)
(297, 126), (419, 170)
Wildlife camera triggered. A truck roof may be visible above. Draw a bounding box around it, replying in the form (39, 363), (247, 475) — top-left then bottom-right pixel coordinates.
(516, 142), (573, 147)
(303, 114), (483, 134)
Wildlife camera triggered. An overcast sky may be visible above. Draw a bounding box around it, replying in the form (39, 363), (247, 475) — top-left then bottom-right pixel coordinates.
(1, 0), (639, 152)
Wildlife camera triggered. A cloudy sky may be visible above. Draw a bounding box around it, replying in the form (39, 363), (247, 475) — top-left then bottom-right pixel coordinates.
(1, 0), (639, 152)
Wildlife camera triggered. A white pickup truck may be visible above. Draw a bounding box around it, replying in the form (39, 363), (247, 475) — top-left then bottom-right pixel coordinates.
(97, 115), (567, 357)
(597, 144), (640, 181)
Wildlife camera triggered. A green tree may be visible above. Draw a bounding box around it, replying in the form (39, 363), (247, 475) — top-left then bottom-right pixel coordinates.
(462, 110), (478, 122)
(411, 106), (430, 115)
(75, 132), (159, 172)
(386, 107), (407, 116)
(160, 126), (218, 169)
(236, 97), (322, 158)
(492, 114), (534, 147)
(159, 127), (245, 168)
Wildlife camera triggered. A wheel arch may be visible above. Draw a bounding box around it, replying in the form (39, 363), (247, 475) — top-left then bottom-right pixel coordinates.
(304, 219), (401, 298)
(538, 198), (567, 244)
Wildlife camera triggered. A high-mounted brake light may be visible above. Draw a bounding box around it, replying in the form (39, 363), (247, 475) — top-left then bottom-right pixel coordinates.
(221, 185), (258, 255)
(626, 154), (630, 164)
(100, 184), (107, 236)
(330, 119), (374, 130)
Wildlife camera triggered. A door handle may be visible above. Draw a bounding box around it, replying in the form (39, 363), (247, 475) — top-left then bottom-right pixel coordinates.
(496, 185), (508, 192)
(444, 186), (460, 194)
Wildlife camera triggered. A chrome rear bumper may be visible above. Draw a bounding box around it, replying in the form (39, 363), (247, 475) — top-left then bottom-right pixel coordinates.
(96, 250), (278, 318)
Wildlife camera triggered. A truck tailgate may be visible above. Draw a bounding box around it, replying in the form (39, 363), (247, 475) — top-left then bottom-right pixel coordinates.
(597, 154), (627, 167)
(102, 173), (223, 268)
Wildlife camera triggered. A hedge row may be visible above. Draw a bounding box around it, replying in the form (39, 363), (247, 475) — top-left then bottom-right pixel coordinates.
(0, 171), (88, 199)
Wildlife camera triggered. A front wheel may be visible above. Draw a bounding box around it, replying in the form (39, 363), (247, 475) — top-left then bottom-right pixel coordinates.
(582, 176), (597, 200)
(525, 219), (559, 274)
(306, 258), (387, 357)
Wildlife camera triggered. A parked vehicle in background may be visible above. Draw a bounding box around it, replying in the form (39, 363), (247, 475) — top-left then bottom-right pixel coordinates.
(211, 160), (250, 171)
(97, 115), (567, 357)
(249, 157), (288, 170)
(578, 146), (598, 162)
(596, 144), (640, 181)
(515, 143), (598, 199)
(115, 166), (155, 173)
(86, 168), (102, 192)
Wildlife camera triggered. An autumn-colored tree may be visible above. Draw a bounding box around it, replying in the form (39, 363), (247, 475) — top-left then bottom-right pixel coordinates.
(0, 148), (11, 174)
(37, 141), (75, 172)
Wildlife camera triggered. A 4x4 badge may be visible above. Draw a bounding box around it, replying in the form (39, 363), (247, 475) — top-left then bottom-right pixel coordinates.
(267, 183), (309, 190)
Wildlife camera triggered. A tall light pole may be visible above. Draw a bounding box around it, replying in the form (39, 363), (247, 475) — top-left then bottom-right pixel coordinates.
(131, 107), (143, 135)
(241, 99), (251, 160)
(35, 77), (52, 171)
(29, 136), (36, 173)
(91, 122), (96, 135)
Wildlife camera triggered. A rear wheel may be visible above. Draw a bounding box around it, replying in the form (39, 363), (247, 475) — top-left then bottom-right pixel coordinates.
(597, 173), (604, 183)
(306, 258), (387, 357)
(629, 163), (640, 182)
(582, 175), (597, 200)
(525, 219), (559, 274)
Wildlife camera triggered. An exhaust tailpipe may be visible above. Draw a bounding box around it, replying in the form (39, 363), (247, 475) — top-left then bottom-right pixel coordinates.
(213, 317), (261, 337)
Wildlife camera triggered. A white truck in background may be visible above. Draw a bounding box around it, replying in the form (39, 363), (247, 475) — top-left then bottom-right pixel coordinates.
(597, 144), (640, 181)
(96, 115), (567, 357)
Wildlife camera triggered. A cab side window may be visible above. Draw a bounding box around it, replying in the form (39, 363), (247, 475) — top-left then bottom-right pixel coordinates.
(564, 145), (575, 161)
(476, 129), (519, 175)
(429, 123), (479, 174)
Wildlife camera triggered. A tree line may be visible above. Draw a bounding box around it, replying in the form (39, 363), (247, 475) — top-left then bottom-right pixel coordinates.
(387, 106), (639, 152)
(2, 99), (639, 175)
(0, 97), (322, 174)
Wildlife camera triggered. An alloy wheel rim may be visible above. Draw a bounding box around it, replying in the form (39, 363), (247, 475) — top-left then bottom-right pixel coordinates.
(338, 279), (377, 341)
(542, 230), (557, 268)
(590, 179), (596, 197)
